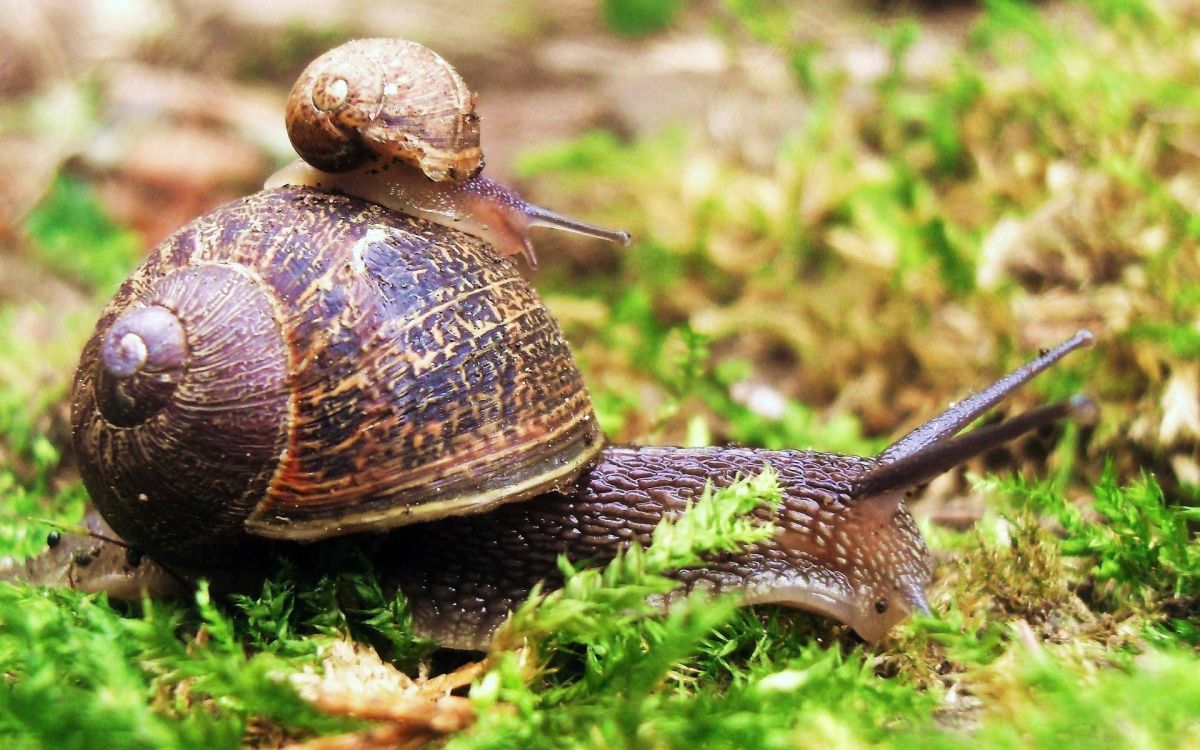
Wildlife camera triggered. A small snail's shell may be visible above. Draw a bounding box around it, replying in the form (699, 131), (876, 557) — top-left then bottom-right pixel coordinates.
(71, 187), (603, 567)
(286, 39), (482, 181)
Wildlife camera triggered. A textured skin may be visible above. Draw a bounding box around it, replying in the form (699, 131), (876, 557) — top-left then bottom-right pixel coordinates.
(385, 446), (933, 650)
(72, 187), (603, 566)
(268, 161), (536, 260)
(267, 160), (632, 267)
(286, 39), (482, 181)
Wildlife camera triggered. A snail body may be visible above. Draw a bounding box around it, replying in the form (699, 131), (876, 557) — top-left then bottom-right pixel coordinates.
(392, 446), (929, 648)
(266, 160), (631, 268)
(391, 360), (1097, 649)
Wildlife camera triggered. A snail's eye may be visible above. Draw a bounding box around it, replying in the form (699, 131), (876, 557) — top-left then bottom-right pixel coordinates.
(874, 599), (889, 614)
(46, 531), (62, 549)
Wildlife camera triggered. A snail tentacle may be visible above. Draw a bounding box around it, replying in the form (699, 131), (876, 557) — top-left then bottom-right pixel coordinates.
(875, 329), (1095, 466)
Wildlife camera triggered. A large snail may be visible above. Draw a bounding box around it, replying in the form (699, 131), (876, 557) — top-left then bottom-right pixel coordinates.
(12, 40), (1097, 651)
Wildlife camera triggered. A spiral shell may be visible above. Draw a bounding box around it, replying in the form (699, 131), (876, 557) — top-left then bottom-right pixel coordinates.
(71, 187), (603, 566)
(285, 39), (483, 181)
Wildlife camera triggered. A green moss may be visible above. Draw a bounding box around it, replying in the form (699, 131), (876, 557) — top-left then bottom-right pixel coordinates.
(601, 0), (689, 36)
(4, 0), (1200, 746)
(897, 648), (1200, 750)
(228, 544), (433, 668)
(991, 463), (1200, 643)
(0, 477), (88, 562)
(0, 584), (356, 750)
(24, 175), (142, 295)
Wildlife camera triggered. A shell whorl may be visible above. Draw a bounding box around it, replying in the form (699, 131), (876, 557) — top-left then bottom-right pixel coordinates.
(100, 305), (186, 379)
(74, 262), (292, 565)
(96, 305), (188, 426)
(72, 187), (604, 567)
(285, 38), (483, 181)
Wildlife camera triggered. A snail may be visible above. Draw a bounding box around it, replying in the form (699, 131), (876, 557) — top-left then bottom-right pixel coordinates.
(270, 38), (631, 267)
(9, 40), (1098, 651)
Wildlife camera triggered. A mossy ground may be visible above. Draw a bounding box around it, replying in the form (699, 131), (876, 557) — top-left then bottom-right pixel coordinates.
(2, 1), (1199, 747)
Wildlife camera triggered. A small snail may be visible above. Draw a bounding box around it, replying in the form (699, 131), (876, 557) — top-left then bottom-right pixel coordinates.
(272, 39), (631, 267)
(15, 40), (1099, 650)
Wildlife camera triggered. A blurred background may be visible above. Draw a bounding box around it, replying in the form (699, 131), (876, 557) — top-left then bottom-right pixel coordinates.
(0, 0), (1197, 531)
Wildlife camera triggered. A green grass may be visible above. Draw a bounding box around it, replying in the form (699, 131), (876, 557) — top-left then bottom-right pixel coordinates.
(3, 0), (1200, 747)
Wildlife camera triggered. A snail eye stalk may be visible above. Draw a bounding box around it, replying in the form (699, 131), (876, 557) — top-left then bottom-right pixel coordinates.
(853, 330), (1096, 499)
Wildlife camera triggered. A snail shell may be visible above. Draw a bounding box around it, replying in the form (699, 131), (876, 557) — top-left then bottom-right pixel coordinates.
(71, 187), (603, 567)
(286, 38), (483, 181)
(278, 38), (630, 267)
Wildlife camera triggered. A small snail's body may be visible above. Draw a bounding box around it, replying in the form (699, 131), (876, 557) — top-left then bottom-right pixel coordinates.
(0, 515), (183, 600)
(279, 38), (630, 267)
(266, 160), (631, 267)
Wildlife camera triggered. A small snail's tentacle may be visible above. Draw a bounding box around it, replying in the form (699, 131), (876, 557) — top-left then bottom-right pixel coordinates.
(876, 330), (1095, 466)
(266, 160), (631, 266)
(0, 513), (185, 599)
(519, 204), (633, 248)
